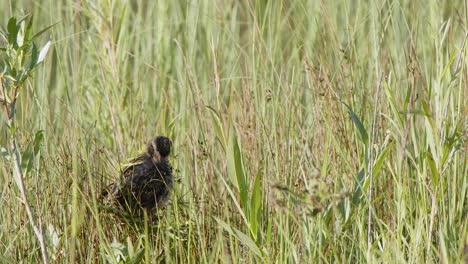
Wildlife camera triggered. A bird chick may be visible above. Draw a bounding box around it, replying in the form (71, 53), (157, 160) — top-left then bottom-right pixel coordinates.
(104, 136), (173, 215)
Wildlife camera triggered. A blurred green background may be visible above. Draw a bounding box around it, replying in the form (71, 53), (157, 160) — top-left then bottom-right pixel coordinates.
(0, 0), (466, 263)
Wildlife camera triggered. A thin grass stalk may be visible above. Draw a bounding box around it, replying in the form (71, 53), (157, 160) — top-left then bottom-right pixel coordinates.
(1, 77), (49, 264)
(367, 74), (383, 259)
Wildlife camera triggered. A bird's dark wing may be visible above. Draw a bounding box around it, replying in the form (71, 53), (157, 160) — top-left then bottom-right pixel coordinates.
(122, 161), (173, 209)
(101, 156), (148, 202)
(103, 155), (173, 212)
(144, 161), (174, 206)
(121, 153), (148, 177)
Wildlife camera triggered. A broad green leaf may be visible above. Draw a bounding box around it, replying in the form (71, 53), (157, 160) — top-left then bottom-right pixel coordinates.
(232, 226), (263, 257)
(115, 4), (127, 44)
(206, 106), (226, 150)
(33, 130), (44, 154)
(21, 143), (33, 174)
(21, 130), (44, 175)
(342, 102), (368, 145)
(29, 43), (39, 70)
(385, 82), (404, 126)
(249, 163), (263, 239)
(219, 171), (250, 227)
(24, 15), (34, 42)
(351, 168), (366, 206)
(7, 17), (18, 46)
(17, 70), (30, 84)
(421, 99), (431, 117)
(16, 21), (25, 47)
(16, 14), (31, 25)
(8, 120), (16, 135)
(215, 216), (235, 234)
(227, 130), (249, 214)
(30, 22), (60, 41)
(128, 249), (145, 264)
(440, 49), (456, 82)
(426, 152), (439, 189)
(338, 198), (350, 223)
(425, 117), (437, 161)
(37, 40), (52, 64)
(397, 110), (431, 117)
(214, 217), (263, 258)
(404, 87), (411, 106)
(372, 141), (393, 177)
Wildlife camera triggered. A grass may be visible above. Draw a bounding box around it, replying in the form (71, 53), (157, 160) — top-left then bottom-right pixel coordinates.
(0, 0), (467, 263)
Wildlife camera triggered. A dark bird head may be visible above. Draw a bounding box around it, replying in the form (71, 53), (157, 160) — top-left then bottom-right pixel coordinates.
(146, 136), (172, 162)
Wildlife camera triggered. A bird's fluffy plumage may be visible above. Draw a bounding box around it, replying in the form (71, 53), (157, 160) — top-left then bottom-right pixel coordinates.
(103, 136), (173, 214)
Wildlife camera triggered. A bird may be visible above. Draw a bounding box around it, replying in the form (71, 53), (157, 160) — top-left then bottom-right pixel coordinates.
(103, 136), (173, 215)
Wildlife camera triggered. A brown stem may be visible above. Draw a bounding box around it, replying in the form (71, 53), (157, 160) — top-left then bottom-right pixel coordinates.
(8, 125), (49, 263)
(1, 75), (49, 263)
(0, 75), (10, 118)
